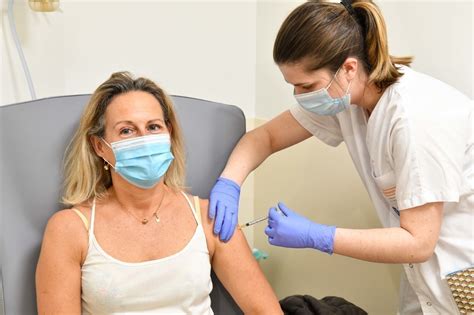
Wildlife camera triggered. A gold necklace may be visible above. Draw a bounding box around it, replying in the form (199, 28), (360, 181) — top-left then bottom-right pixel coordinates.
(118, 188), (166, 225)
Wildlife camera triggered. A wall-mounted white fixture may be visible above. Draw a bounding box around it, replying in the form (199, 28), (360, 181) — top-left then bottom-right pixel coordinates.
(28, 0), (59, 13)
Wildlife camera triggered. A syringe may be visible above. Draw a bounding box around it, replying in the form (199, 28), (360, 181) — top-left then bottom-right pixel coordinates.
(239, 215), (268, 229)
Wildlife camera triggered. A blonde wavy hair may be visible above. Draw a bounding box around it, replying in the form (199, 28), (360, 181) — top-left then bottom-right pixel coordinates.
(62, 72), (186, 206)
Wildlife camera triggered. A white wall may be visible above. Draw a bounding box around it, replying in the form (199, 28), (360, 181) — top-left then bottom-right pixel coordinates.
(380, 0), (473, 100)
(1, 0), (257, 117)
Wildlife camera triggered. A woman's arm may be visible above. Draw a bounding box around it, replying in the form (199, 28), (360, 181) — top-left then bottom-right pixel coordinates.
(199, 199), (283, 315)
(36, 209), (87, 314)
(333, 202), (443, 263)
(221, 110), (311, 185)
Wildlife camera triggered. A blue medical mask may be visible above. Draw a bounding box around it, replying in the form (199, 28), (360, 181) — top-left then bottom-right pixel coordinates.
(294, 68), (352, 116)
(102, 134), (174, 189)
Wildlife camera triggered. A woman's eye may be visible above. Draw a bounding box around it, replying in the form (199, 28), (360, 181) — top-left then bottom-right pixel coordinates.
(120, 128), (133, 135)
(148, 124), (161, 132)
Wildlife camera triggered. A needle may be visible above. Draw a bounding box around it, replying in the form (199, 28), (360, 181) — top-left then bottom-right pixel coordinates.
(239, 215), (268, 229)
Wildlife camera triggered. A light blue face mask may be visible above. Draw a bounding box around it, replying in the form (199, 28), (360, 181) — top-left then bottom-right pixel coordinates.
(102, 134), (174, 189)
(294, 68), (352, 116)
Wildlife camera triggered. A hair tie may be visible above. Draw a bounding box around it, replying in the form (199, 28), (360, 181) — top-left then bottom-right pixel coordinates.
(340, 0), (355, 16)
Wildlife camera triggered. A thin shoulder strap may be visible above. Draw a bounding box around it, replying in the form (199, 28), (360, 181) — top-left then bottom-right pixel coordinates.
(180, 191), (200, 225)
(71, 208), (89, 232)
(193, 196), (202, 224)
(90, 198), (96, 236)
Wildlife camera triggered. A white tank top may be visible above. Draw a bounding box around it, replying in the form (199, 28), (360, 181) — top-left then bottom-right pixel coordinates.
(77, 192), (214, 314)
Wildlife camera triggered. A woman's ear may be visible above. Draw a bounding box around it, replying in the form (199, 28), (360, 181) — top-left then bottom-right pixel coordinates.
(342, 57), (358, 81)
(90, 135), (106, 158)
(166, 122), (173, 135)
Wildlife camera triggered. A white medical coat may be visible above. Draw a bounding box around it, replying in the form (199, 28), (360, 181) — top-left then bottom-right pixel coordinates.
(290, 65), (473, 314)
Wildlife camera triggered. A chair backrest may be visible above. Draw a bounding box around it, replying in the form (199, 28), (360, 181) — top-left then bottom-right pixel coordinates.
(0, 94), (245, 315)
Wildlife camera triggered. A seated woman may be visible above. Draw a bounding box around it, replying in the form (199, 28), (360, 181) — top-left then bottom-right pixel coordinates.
(35, 72), (283, 314)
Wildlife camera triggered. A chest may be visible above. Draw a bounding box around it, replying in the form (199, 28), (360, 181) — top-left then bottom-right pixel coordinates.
(366, 115), (398, 209)
(93, 205), (198, 263)
(339, 107), (400, 218)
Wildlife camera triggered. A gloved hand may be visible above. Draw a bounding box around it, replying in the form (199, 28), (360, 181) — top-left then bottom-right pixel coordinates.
(209, 177), (241, 242)
(264, 202), (336, 254)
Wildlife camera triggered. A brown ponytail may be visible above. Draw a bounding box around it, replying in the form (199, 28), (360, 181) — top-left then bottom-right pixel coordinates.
(273, 0), (412, 92)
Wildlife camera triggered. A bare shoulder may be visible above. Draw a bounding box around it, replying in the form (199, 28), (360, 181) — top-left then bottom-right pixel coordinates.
(42, 207), (89, 262)
(47, 203), (90, 235)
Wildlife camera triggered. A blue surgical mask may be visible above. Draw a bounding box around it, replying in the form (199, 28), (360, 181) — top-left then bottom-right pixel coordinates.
(102, 134), (174, 189)
(294, 68), (352, 116)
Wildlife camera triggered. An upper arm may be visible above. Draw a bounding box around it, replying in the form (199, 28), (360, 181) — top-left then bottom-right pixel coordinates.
(286, 106), (344, 147)
(400, 202), (443, 261)
(36, 209), (87, 315)
(199, 199), (282, 315)
(260, 110), (312, 154)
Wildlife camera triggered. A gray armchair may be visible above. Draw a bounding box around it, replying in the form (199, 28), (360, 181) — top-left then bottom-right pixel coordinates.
(0, 94), (245, 315)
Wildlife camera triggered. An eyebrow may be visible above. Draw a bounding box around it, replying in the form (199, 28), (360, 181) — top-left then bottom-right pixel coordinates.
(285, 80), (312, 87)
(113, 118), (164, 128)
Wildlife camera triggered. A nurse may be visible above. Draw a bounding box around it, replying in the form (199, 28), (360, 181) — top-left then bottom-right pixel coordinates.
(208, 0), (473, 314)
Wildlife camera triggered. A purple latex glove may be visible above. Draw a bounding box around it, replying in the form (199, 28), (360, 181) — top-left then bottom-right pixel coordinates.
(209, 177), (241, 242)
(264, 202), (336, 254)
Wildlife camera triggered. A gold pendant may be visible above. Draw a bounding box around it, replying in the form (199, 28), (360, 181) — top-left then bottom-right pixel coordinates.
(142, 218), (148, 225)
